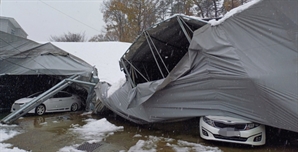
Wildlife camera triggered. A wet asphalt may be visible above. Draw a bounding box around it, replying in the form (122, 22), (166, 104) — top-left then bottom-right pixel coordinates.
(1, 111), (298, 152)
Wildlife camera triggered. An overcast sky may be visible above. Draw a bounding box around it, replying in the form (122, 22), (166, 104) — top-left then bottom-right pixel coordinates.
(0, 0), (105, 42)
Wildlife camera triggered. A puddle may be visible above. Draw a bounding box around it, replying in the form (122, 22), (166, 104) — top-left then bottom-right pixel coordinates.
(1, 112), (297, 152)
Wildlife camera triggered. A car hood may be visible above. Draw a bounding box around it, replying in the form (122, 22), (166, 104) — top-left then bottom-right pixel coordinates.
(205, 116), (252, 124)
(14, 98), (34, 104)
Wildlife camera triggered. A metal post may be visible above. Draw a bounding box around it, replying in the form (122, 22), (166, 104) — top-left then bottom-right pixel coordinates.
(123, 57), (149, 82)
(1, 75), (80, 124)
(120, 59), (136, 87)
(146, 32), (170, 74)
(177, 16), (192, 43)
(144, 31), (165, 78)
(84, 75), (99, 111)
(179, 16), (194, 33)
(65, 79), (97, 86)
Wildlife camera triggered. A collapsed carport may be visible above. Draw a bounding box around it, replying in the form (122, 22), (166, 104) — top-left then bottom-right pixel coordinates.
(0, 31), (97, 123)
(96, 0), (298, 133)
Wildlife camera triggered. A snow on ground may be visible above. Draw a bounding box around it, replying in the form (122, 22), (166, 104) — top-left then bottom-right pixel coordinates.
(0, 124), (26, 152)
(58, 117), (221, 152)
(58, 144), (84, 152)
(209, 0), (261, 26)
(70, 118), (124, 143)
(58, 118), (123, 151)
(126, 135), (222, 152)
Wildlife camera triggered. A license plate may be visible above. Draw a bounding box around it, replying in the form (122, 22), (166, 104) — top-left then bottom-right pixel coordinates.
(218, 128), (240, 137)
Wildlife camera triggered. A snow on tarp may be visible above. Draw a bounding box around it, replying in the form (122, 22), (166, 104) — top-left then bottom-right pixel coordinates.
(96, 0), (298, 133)
(209, 0), (261, 26)
(0, 31), (93, 78)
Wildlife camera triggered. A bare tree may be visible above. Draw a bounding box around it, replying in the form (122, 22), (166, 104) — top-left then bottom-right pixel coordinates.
(89, 32), (118, 42)
(49, 32), (86, 42)
(223, 0), (251, 12)
(102, 0), (166, 42)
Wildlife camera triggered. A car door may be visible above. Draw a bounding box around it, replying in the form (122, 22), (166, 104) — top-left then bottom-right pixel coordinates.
(55, 92), (73, 111)
(45, 93), (63, 112)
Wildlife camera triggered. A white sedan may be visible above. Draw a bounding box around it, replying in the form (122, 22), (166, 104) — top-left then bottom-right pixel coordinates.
(200, 116), (266, 146)
(11, 91), (82, 115)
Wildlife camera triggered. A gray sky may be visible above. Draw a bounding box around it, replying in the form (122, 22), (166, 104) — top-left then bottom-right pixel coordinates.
(0, 0), (105, 42)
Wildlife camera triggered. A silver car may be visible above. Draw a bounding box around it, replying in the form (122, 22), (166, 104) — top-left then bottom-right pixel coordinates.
(11, 91), (82, 115)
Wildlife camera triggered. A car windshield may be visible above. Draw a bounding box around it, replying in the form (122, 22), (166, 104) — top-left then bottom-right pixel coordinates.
(27, 92), (43, 98)
(27, 91), (72, 98)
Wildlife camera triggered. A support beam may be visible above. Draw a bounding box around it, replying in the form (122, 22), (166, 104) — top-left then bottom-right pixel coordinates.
(65, 79), (97, 86)
(146, 32), (170, 74)
(123, 57), (149, 82)
(144, 31), (165, 78)
(177, 16), (192, 43)
(1, 75), (80, 124)
(120, 59), (136, 87)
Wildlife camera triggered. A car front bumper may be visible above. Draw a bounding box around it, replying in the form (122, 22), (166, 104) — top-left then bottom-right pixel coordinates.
(199, 118), (266, 146)
(11, 104), (35, 114)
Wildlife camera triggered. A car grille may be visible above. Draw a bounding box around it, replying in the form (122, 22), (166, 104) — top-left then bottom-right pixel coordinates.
(214, 122), (246, 130)
(213, 134), (248, 142)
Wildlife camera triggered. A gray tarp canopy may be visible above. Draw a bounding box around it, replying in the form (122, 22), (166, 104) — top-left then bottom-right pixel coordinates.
(0, 31), (93, 77)
(96, 0), (298, 133)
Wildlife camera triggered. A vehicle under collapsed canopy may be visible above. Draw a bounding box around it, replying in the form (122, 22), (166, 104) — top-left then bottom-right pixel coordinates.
(96, 0), (298, 133)
(0, 31), (97, 123)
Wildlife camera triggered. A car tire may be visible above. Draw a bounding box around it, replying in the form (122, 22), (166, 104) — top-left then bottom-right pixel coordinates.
(71, 103), (78, 112)
(35, 104), (46, 116)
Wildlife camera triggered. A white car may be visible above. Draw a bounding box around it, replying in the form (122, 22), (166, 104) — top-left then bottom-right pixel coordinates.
(11, 91), (82, 115)
(200, 116), (266, 146)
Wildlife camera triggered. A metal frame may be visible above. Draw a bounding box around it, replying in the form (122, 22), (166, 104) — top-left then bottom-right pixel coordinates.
(145, 31), (170, 75)
(177, 16), (192, 43)
(1, 75), (82, 124)
(119, 15), (198, 87)
(123, 57), (149, 83)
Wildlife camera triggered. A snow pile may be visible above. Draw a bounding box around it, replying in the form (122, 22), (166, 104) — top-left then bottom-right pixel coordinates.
(70, 118), (123, 143)
(52, 42), (131, 85)
(125, 135), (222, 152)
(107, 78), (126, 97)
(209, 0), (261, 26)
(0, 124), (26, 152)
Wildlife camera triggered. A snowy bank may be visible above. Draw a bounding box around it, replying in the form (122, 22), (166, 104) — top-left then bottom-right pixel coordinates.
(0, 124), (26, 152)
(52, 42), (131, 85)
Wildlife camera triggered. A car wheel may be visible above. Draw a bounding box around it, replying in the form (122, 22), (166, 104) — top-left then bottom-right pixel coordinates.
(71, 103), (78, 111)
(35, 104), (46, 116)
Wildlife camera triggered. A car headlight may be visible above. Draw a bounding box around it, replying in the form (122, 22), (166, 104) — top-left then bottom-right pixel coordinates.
(203, 116), (215, 127)
(245, 123), (260, 130)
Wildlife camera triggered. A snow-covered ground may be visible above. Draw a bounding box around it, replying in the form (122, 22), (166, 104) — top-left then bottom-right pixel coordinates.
(0, 124), (26, 152)
(125, 135), (222, 152)
(58, 117), (222, 152)
(1, 117), (223, 152)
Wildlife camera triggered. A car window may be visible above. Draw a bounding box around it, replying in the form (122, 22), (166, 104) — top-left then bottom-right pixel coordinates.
(28, 92), (43, 98)
(53, 92), (72, 98)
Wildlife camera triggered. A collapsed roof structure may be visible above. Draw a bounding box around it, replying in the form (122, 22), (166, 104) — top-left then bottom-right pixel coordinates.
(0, 31), (97, 123)
(96, 0), (298, 133)
(120, 15), (207, 85)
